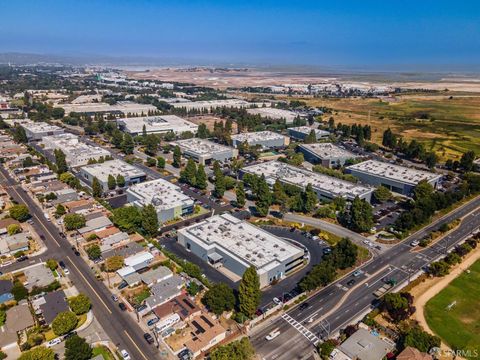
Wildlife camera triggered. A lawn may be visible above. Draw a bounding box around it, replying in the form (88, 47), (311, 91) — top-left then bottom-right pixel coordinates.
(290, 94), (480, 161)
(92, 345), (115, 360)
(424, 259), (480, 358)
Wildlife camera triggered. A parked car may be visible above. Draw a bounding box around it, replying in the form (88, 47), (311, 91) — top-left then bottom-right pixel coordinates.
(59, 261), (66, 269)
(347, 279), (356, 286)
(111, 295), (118, 302)
(143, 333), (154, 344)
(16, 255), (29, 262)
(299, 302), (310, 311)
(63, 268), (70, 275)
(120, 349), (131, 360)
(272, 297), (282, 305)
(147, 317), (159, 327)
(46, 338), (62, 348)
(255, 308), (264, 317)
(282, 293), (293, 303)
(178, 349), (193, 360)
(119, 302), (127, 311)
(63, 331), (77, 340)
(353, 270), (362, 277)
(135, 304), (147, 312)
(117, 281), (128, 290)
(410, 240), (420, 247)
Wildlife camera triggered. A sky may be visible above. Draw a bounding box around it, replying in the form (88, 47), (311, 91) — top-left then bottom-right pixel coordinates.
(1, 0), (479, 70)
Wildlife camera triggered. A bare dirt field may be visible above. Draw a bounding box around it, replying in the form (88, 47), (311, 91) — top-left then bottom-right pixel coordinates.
(187, 115), (238, 132)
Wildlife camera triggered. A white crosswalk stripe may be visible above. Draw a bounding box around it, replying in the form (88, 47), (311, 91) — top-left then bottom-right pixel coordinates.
(281, 313), (319, 345)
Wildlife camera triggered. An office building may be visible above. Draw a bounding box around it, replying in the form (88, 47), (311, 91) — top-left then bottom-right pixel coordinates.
(247, 107), (299, 124)
(240, 161), (373, 202)
(15, 120), (64, 141)
(288, 126), (330, 141)
(231, 131), (290, 149)
(80, 159), (146, 192)
(117, 115), (198, 136)
(298, 143), (358, 168)
(126, 178), (194, 224)
(177, 213), (305, 288)
(346, 160), (442, 196)
(60, 101), (157, 117)
(171, 138), (238, 165)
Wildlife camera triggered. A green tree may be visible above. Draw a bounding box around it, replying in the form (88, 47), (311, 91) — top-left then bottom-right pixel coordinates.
(382, 128), (397, 148)
(299, 261), (337, 291)
(92, 177), (103, 198)
(9, 204), (30, 222)
(373, 185), (392, 203)
(302, 183), (317, 213)
(54, 149), (68, 174)
(197, 123), (209, 139)
(52, 107), (65, 119)
(0, 309), (5, 326)
(236, 181), (246, 208)
(201, 283), (236, 315)
(342, 196), (374, 232)
(111, 129), (124, 148)
(238, 266), (261, 318)
(304, 129), (317, 144)
(424, 152), (437, 169)
(7, 223), (22, 235)
(121, 133), (134, 154)
(68, 294), (91, 315)
(141, 204), (159, 236)
(255, 175), (271, 217)
(112, 206), (142, 232)
(209, 338), (255, 360)
(11, 280), (28, 301)
(146, 157), (156, 167)
(55, 204), (66, 217)
(331, 238), (358, 269)
(195, 164), (207, 190)
(18, 346), (55, 360)
(180, 158), (197, 185)
(460, 150), (476, 172)
(52, 311), (78, 336)
(318, 339), (337, 360)
(46, 259), (58, 271)
(64, 213), (86, 231)
(172, 145), (182, 168)
(22, 156), (35, 167)
(401, 326), (441, 353)
(428, 261), (450, 277)
(13, 126), (28, 143)
(107, 174), (116, 190)
(381, 292), (414, 322)
(65, 335), (93, 360)
(272, 180), (288, 207)
(144, 134), (159, 155)
(116, 174), (126, 187)
(86, 244), (101, 260)
(105, 256), (124, 272)
(414, 180), (434, 200)
(156, 156), (166, 169)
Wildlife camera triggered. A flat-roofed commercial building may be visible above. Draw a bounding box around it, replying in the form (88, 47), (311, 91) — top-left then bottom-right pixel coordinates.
(79, 159), (146, 192)
(42, 133), (111, 167)
(171, 138), (238, 165)
(298, 143), (358, 168)
(241, 161), (373, 202)
(346, 160), (442, 196)
(177, 213), (304, 288)
(170, 99), (252, 111)
(247, 107), (298, 124)
(117, 115), (198, 136)
(126, 178), (194, 224)
(288, 126), (330, 141)
(13, 119), (64, 140)
(60, 101), (157, 117)
(231, 131), (290, 149)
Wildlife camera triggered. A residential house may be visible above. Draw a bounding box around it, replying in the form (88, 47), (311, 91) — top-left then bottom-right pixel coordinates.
(37, 290), (69, 324)
(145, 275), (184, 310)
(337, 329), (395, 360)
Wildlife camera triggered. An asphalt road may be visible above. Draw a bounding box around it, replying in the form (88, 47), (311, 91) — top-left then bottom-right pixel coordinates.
(0, 166), (164, 360)
(252, 196), (480, 360)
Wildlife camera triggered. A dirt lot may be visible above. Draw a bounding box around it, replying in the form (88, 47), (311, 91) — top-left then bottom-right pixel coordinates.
(187, 115), (238, 133)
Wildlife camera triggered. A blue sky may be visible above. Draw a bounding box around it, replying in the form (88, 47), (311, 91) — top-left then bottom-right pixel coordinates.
(1, 0), (479, 68)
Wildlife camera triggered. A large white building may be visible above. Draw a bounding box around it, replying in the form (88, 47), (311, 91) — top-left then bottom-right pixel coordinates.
(346, 160), (442, 196)
(126, 178), (194, 225)
(288, 126), (330, 141)
(42, 133), (111, 167)
(298, 143), (358, 168)
(117, 115), (198, 136)
(241, 161), (374, 202)
(177, 213), (305, 288)
(170, 99), (253, 111)
(247, 107), (299, 124)
(79, 159), (146, 192)
(60, 101), (157, 117)
(12, 119), (64, 141)
(171, 138), (238, 165)
(230, 131), (290, 149)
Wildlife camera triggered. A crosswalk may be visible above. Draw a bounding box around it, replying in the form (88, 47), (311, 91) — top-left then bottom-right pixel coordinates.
(281, 313), (319, 345)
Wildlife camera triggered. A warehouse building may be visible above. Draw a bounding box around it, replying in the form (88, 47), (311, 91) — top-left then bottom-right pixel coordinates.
(177, 213), (305, 288)
(231, 131), (290, 149)
(170, 99), (252, 111)
(80, 159), (146, 192)
(60, 101), (157, 117)
(42, 133), (111, 167)
(241, 161), (373, 202)
(247, 107), (299, 124)
(346, 160), (442, 196)
(126, 178), (194, 225)
(117, 115), (198, 136)
(298, 143), (358, 168)
(288, 126), (330, 141)
(15, 120), (64, 141)
(171, 138), (238, 165)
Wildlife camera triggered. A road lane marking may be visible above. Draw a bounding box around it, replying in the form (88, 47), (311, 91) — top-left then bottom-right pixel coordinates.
(33, 214), (60, 247)
(66, 255), (112, 314)
(124, 330), (150, 360)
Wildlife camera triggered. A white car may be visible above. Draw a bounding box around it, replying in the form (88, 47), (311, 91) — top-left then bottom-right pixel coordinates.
(272, 297), (282, 305)
(120, 350), (131, 360)
(63, 268), (70, 275)
(46, 338), (62, 348)
(410, 240), (420, 247)
(265, 329), (281, 341)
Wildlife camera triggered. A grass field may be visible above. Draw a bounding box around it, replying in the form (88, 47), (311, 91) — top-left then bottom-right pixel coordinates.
(424, 259), (480, 358)
(291, 93), (480, 161)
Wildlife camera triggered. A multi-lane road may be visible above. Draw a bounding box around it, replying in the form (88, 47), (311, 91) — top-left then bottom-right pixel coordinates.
(0, 166), (165, 360)
(251, 196), (480, 360)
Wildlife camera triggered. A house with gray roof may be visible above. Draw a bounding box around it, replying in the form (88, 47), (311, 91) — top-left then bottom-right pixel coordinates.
(338, 328), (394, 360)
(24, 263), (55, 291)
(38, 290), (69, 324)
(145, 275), (184, 310)
(78, 216), (113, 234)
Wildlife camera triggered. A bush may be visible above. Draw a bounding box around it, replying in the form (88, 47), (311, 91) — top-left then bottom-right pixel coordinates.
(64, 213), (86, 231)
(65, 335), (92, 360)
(52, 311), (78, 336)
(68, 294), (91, 315)
(11, 280), (28, 301)
(86, 244), (101, 260)
(18, 346), (55, 360)
(9, 204), (30, 222)
(46, 259), (58, 271)
(7, 223), (22, 235)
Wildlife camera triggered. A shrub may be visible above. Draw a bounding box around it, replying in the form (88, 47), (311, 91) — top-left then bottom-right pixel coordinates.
(52, 311), (78, 336)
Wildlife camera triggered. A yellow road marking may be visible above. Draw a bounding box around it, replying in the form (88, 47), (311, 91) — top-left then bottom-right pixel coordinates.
(124, 330), (150, 360)
(67, 255), (112, 314)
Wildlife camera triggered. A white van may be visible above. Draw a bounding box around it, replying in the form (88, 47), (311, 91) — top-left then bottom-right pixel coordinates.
(155, 313), (180, 333)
